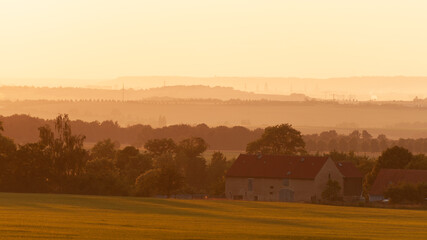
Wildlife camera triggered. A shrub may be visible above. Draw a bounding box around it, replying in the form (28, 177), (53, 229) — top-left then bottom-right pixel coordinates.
(322, 179), (342, 201)
(384, 183), (427, 204)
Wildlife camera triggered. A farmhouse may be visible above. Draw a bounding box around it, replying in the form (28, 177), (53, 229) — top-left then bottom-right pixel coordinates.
(369, 169), (427, 202)
(225, 154), (362, 202)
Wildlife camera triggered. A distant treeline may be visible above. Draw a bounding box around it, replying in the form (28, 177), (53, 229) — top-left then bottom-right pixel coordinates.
(1, 99), (427, 139)
(1, 114), (427, 153)
(0, 114), (263, 150)
(304, 130), (427, 154)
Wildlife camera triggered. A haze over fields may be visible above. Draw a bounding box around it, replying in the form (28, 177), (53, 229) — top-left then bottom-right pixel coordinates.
(1, 1), (427, 99)
(1, 1), (426, 138)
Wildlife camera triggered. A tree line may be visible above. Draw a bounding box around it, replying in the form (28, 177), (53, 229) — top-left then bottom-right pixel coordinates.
(0, 115), (230, 197)
(1, 118), (427, 203)
(304, 130), (427, 154)
(2, 114), (427, 153)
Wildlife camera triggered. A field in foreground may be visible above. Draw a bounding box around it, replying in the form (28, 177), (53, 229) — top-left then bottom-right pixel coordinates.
(0, 193), (426, 240)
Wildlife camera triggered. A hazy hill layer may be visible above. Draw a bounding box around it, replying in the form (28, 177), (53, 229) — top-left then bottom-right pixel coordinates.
(2, 76), (427, 101)
(102, 76), (427, 101)
(0, 85), (307, 101)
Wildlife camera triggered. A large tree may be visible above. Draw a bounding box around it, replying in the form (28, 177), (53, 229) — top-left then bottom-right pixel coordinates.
(246, 124), (306, 155)
(35, 114), (88, 192)
(206, 152), (228, 195)
(115, 146), (152, 187)
(156, 153), (183, 197)
(0, 121), (17, 191)
(91, 139), (117, 160)
(176, 137), (208, 192)
(364, 146), (414, 200)
(144, 138), (177, 157)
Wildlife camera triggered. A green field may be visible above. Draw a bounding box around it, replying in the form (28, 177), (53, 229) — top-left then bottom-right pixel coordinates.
(0, 193), (426, 240)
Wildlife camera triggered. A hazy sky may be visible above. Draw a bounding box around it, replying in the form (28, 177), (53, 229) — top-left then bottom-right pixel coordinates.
(1, 0), (427, 82)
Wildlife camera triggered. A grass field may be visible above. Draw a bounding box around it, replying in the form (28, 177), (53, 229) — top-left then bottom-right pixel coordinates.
(0, 193), (426, 240)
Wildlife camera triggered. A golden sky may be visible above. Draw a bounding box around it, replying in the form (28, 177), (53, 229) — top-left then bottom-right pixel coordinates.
(1, 0), (427, 81)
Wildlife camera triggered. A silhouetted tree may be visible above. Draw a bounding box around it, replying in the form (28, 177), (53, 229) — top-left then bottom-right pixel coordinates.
(176, 137), (208, 192)
(328, 139), (338, 151)
(91, 139), (117, 160)
(144, 138), (177, 157)
(370, 139), (380, 153)
(80, 158), (126, 195)
(115, 146), (152, 188)
(376, 146), (413, 169)
(206, 152), (227, 195)
(406, 154), (427, 170)
(10, 143), (51, 192)
(322, 179), (342, 201)
(348, 130), (361, 152)
(246, 124), (306, 155)
(37, 114), (88, 192)
(377, 134), (388, 152)
(338, 138), (348, 152)
(156, 153), (183, 197)
(134, 169), (160, 197)
(0, 125), (17, 191)
(364, 146), (413, 200)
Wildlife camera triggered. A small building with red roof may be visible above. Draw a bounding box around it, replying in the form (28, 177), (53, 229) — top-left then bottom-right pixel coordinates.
(369, 169), (427, 201)
(225, 154), (362, 202)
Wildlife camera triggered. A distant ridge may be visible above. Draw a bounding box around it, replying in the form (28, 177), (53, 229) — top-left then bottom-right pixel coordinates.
(0, 85), (309, 101)
(99, 76), (427, 101)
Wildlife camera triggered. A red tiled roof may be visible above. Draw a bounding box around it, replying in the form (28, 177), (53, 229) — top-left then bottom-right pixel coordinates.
(226, 154), (329, 179)
(369, 169), (427, 196)
(335, 162), (363, 178)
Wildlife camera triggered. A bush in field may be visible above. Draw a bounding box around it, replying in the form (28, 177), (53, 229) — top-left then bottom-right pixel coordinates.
(322, 179), (342, 201)
(384, 183), (427, 204)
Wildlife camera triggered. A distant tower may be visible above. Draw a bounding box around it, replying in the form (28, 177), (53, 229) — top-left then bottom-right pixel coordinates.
(264, 82), (269, 93)
(164, 80), (166, 87)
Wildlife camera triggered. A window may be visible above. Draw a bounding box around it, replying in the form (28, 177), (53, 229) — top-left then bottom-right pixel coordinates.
(270, 185), (274, 189)
(248, 178), (253, 191)
(254, 196), (258, 201)
(283, 178), (289, 186)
